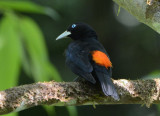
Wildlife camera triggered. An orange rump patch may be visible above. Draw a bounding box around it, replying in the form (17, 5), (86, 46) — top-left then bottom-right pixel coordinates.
(91, 50), (112, 68)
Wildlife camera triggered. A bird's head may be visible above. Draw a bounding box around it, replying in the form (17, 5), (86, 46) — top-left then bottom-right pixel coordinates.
(56, 23), (97, 41)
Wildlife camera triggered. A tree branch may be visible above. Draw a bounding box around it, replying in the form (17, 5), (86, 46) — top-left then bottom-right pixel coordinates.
(0, 79), (160, 115)
(113, 0), (160, 34)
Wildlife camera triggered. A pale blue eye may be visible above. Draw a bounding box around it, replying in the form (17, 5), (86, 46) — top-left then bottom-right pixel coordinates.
(72, 24), (76, 28)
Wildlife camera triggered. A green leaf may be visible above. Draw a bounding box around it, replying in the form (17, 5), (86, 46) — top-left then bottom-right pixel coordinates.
(67, 106), (78, 116)
(0, 12), (21, 90)
(117, 6), (121, 16)
(0, 1), (59, 20)
(19, 16), (62, 82)
(19, 16), (61, 116)
(157, 104), (160, 114)
(43, 106), (56, 116)
(143, 70), (160, 79)
(3, 112), (18, 116)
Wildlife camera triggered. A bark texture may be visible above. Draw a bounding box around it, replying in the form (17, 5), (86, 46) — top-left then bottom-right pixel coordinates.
(0, 79), (160, 115)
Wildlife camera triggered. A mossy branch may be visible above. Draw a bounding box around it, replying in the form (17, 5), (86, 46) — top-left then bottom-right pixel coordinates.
(0, 79), (160, 115)
(113, 0), (160, 34)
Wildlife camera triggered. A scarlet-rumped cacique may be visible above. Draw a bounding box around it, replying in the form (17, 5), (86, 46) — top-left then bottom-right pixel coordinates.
(56, 23), (119, 100)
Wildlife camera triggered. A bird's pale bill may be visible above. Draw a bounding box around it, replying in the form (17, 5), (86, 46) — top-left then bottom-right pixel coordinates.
(56, 31), (71, 40)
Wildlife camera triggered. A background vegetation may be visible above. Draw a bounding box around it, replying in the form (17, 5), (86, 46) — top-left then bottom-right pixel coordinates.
(0, 0), (160, 116)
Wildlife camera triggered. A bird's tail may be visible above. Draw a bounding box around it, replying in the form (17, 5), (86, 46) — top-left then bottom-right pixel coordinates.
(95, 71), (119, 100)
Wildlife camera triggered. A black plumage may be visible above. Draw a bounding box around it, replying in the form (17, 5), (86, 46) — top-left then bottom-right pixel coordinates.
(56, 23), (119, 100)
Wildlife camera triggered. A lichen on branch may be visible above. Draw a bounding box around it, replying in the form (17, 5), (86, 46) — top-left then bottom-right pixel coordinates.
(0, 79), (160, 115)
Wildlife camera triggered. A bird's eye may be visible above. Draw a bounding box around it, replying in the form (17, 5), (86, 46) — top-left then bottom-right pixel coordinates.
(71, 24), (76, 28)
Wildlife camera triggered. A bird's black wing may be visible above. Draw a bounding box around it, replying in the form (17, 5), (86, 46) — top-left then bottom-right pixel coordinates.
(66, 41), (96, 84)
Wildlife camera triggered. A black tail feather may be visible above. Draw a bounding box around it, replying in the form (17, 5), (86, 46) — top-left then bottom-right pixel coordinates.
(95, 71), (119, 100)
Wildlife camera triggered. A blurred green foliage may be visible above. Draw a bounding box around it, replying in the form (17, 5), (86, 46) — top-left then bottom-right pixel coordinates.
(0, 1), (66, 116)
(0, 12), (20, 90)
(0, 1), (78, 116)
(20, 16), (61, 82)
(0, 0), (61, 88)
(0, 0), (160, 116)
(143, 70), (160, 79)
(0, 1), (59, 20)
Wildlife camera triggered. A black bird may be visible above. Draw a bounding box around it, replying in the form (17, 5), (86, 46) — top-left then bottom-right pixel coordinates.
(56, 23), (119, 100)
